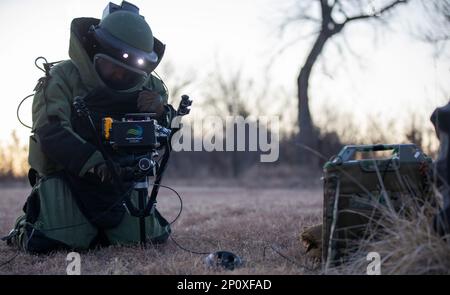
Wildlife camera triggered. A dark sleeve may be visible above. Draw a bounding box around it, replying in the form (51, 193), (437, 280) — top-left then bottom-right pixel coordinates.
(35, 117), (103, 176)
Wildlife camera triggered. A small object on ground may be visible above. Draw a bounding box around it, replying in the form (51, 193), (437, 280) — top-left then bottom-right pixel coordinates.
(205, 251), (243, 271)
(300, 224), (322, 262)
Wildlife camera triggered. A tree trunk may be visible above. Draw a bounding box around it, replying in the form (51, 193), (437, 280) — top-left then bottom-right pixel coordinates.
(297, 29), (331, 163)
(294, 0), (405, 165)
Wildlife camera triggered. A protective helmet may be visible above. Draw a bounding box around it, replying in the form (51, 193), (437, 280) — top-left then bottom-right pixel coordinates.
(88, 1), (162, 92)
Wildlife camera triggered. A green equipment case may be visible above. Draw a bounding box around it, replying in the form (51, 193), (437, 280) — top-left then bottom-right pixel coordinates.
(322, 144), (432, 268)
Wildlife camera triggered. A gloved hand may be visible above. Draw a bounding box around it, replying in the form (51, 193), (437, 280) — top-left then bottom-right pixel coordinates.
(92, 162), (135, 185)
(300, 224), (322, 262)
(137, 90), (165, 118)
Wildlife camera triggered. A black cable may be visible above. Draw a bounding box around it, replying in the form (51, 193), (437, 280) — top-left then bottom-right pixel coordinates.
(0, 252), (20, 268)
(16, 56), (56, 130)
(159, 183), (213, 255)
(34, 56), (48, 73)
(263, 244), (316, 272)
(158, 182), (222, 256)
(16, 94), (33, 129)
(34, 56), (64, 74)
(159, 183), (182, 226)
(169, 235), (211, 255)
(164, 187), (229, 257)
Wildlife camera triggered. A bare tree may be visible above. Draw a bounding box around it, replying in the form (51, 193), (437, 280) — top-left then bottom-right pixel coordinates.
(201, 63), (258, 177)
(202, 64), (253, 118)
(201, 61), (283, 177)
(280, 0), (409, 162)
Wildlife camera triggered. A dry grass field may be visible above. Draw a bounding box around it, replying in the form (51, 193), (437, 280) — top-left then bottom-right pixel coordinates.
(0, 179), (323, 275)
(2, 173), (449, 275)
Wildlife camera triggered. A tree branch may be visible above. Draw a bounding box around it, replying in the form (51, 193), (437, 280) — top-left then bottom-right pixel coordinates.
(320, 0), (334, 21)
(265, 29), (321, 73)
(343, 0), (408, 25)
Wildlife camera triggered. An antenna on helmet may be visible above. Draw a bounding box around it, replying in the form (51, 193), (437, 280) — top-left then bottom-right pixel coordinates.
(102, 1), (140, 19)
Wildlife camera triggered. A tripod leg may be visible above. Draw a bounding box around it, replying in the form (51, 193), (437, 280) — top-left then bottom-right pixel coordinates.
(138, 189), (147, 247)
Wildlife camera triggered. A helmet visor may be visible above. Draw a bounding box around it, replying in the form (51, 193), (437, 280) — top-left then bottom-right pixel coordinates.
(93, 54), (148, 91)
(90, 26), (159, 75)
